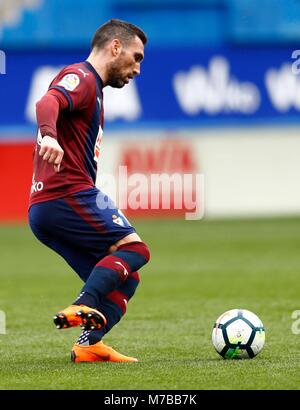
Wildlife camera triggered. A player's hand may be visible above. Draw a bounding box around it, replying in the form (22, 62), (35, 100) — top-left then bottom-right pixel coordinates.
(39, 135), (64, 173)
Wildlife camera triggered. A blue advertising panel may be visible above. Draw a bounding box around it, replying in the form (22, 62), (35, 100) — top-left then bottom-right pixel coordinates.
(0, 46), (299, 138)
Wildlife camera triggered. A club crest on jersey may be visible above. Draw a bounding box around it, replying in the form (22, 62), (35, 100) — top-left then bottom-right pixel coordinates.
(112, 214), (125, 227)
(58, 74), (80, 91)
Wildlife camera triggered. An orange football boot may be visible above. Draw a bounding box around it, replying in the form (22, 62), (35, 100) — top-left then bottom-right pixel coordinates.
(53, 304), (107, 331)
(71, 341), (138, 363)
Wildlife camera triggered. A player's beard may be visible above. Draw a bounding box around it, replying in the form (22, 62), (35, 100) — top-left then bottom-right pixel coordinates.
(106, 58), (127, 88)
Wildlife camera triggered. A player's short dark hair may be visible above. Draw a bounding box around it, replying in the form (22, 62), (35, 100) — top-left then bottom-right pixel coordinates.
(91, 19), (147, 50)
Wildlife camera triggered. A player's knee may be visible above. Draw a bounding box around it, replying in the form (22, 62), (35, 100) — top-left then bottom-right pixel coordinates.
(131, 271), (141, 283)
(118, 241), (150, 264)
(137, 241), (150, 264)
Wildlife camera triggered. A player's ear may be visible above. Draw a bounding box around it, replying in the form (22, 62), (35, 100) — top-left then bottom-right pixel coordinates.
(111, 39), (122, 57)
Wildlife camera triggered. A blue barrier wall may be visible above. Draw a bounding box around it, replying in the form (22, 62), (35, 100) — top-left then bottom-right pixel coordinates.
(0, 46), (298, 137)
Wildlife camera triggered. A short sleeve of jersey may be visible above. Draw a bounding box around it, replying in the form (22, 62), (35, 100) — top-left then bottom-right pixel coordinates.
(49, 66), (93, 111)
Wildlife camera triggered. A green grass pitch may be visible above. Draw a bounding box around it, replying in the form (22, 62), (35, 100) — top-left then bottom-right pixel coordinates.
(0, 217), (300, 390)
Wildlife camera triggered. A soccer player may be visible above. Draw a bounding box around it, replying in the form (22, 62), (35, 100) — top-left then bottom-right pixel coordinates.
(28, 19), (150, 363)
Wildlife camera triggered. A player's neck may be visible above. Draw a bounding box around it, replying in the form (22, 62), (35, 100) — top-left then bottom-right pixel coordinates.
(86, 54), (107, 86)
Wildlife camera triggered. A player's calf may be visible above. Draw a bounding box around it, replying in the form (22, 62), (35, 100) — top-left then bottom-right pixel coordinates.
(75, 241), (150, 308)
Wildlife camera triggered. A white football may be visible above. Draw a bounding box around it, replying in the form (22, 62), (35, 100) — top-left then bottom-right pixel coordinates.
(212, 309), (265, 359)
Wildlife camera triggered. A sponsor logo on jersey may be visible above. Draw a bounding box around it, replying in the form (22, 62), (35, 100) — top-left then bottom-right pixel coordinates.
(31, 175), (44, 194)
(78, 68), (89, 78)
(94, 126), (103, 163)
(97, 96), (102, 111)
(58, 73), (80, 91)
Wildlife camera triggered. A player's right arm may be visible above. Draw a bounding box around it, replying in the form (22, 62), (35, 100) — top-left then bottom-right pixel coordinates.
(39, 134), (64, 173)
(36, 65), (93, 173)
(36, 90), (67, 172)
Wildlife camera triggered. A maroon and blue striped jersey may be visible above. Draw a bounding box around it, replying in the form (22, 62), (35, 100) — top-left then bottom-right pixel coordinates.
(30, 61), (104, 206)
